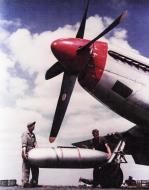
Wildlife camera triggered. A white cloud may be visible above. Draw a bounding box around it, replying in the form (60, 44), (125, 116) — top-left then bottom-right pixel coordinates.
(113, 29), (127, 39)
(85, 15), (105, 39)
(0, 28), (9, 42)
(0, 19), (21, 28)
(0, 51), (15, 99)
(8, 77), (28, 97)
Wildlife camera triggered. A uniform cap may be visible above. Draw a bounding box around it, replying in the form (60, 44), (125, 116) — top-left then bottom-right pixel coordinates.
(27, 121), (36, 128)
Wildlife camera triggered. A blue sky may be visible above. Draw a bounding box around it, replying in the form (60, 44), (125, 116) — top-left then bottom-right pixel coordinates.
(2, 0), (149, 56)
(1, 0), (149, 186)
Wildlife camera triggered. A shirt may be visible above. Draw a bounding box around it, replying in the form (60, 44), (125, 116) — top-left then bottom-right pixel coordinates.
(92, 137), (108, 152)
(21, 131), (37, 152)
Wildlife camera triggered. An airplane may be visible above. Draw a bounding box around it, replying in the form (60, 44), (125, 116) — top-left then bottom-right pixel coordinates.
(43, 0), (149, 187)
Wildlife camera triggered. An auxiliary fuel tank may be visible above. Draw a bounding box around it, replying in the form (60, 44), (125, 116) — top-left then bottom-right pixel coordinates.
(28, 147), (108, 168)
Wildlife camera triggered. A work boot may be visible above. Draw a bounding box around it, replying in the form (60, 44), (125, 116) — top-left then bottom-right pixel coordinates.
(23, 183), (32, 188)
(92, 185), (97, 188)
(30, 179), (39, 187)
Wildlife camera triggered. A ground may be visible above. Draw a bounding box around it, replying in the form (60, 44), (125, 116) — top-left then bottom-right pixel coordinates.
(0, 186), (136, 190)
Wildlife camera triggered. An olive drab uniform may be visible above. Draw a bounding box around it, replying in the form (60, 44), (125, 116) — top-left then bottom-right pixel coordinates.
(21, 131), (39, 186)
(92, 137), (108, 152)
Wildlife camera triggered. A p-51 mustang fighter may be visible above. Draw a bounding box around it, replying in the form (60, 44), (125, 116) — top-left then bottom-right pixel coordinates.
(41, 0), (149, 187)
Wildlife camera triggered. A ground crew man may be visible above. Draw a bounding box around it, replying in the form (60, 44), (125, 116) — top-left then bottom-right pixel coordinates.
(21, 121), (39, 188)
(92, 129), (111, 157)
(92, 129), (111, 187)
(79, 129), (112, 188)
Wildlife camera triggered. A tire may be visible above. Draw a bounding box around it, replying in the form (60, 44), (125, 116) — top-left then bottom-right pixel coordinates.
(94, 163), (123, 188)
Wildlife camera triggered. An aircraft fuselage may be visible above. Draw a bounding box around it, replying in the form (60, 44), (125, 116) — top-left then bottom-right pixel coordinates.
(80, 43), (149, 128)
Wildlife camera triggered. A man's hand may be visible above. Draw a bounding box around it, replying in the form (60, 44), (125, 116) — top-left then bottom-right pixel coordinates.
(106, 153), (111, 159)
(22, 148), (28, 160)
(22, 152), (28, 160)
(24, 153), (28, 160)
(105, 143), (112, 159)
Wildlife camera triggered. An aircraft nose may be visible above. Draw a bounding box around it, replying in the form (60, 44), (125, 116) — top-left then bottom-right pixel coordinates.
(51, 39), (77, 63)
(51, 39), (72, 57)
(51, 39), (69, 62)
(51, 40), (61, 56)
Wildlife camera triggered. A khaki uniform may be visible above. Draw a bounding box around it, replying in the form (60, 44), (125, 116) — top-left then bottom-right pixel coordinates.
(21, 131), (39, 186)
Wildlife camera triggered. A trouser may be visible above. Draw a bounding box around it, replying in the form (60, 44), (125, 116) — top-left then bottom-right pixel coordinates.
(22, 159), (39, 185)
(93, 167), (100, 187)
(79, 167), (100, 187)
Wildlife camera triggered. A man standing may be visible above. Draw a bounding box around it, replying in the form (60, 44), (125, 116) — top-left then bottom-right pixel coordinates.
(21, 121), (39, 188)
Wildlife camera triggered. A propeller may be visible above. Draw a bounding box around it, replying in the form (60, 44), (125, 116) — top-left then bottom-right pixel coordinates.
(45, 62), (64, 80)
(76, 0), (89, 39)
(77, 10), (127, 53)
(46, 0), (127, 142)
(48, 0), (89, 142)
(49, 73), (77, 142)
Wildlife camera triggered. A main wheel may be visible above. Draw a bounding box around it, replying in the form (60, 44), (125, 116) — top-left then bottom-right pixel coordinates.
(94, 163), (123, 188)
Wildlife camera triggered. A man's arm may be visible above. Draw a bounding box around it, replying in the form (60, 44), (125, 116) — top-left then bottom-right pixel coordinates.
(21, 133), (28, 159)
(34, 141), (38, 148)
(34, 135), (38, 148)
(105, 143), (112, 158)
(22, 147), (28, 159)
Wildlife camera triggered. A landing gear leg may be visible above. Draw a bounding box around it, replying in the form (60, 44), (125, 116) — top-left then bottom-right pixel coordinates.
(97, 163), (123, 188)
(93, 140), (126, 188)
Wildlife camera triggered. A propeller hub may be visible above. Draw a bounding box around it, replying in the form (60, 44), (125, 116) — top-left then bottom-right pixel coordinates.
(51, 38), (90, 73)
(51, 38), (76, 62)
(51, 39), (75, 59)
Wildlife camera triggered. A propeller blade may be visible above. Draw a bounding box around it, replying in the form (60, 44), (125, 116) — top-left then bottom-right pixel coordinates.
(49, 72), (77, 143)
(78, 11), (127, 53)
(45, 62), (64, 80)
(76, 0), (89, 38)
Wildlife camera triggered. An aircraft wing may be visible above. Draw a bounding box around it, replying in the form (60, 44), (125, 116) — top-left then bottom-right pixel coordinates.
(72, 126), (149, 166)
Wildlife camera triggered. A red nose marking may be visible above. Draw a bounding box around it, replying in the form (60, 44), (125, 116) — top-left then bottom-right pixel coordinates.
(51, 38), (88, 72)
(51, 39), (74, 62)
(51, 40), (62, 56)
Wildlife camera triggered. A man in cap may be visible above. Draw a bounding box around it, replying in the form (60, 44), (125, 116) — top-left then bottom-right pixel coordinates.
(21, 121), (39, 188)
